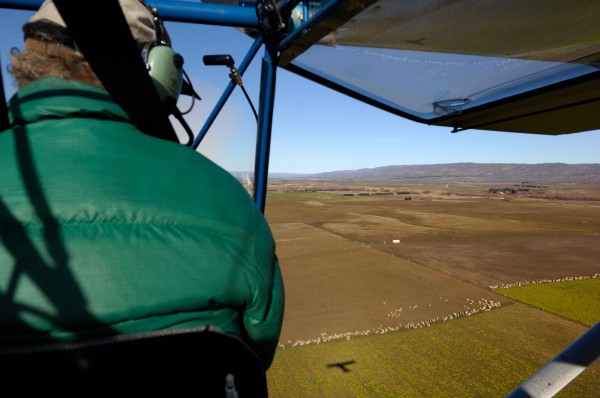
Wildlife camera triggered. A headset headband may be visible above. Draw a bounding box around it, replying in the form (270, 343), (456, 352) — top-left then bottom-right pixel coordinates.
(139, 0), (170, 47)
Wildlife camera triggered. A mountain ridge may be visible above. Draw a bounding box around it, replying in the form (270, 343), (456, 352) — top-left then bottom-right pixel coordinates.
(270, 163), (600, 183)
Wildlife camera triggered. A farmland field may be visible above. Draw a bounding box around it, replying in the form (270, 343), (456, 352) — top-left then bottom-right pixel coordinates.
(495, 277), (600, 326)
(265, 183), (600, 397)
(268, 305), (599, 397)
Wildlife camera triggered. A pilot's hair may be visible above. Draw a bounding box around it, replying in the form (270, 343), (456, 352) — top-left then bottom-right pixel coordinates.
(9, 20), (102, 88)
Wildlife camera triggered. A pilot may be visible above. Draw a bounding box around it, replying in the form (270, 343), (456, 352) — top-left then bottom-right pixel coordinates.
(0, 0), (284, 369)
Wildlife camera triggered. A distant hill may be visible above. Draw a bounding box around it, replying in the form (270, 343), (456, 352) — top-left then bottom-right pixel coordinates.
(300, 163), (600, 183)
(269, 172), (308, 179)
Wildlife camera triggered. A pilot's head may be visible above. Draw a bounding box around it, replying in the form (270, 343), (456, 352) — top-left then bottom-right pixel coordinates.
(10, 0), (156, 87)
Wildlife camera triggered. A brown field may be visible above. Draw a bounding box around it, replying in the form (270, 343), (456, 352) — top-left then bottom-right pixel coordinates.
(265, 181), (600, 396)
(268, 189), (600, 293)
(269, 221), (512, 345)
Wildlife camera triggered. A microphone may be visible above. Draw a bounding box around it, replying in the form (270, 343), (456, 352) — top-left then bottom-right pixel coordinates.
(203, 54), (257, 120)
(203, 55), (234, 68)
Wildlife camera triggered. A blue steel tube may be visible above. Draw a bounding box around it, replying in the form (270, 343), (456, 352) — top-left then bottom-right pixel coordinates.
(0, 0), (40, 10)
(253, 49), (277, 213)
(192, 36), (263, 149)
(146, 0), (258, 28)
(0, 0), (259, 28)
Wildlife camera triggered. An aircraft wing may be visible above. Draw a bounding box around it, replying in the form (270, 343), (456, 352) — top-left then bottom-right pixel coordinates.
(208, 0), (600, 135)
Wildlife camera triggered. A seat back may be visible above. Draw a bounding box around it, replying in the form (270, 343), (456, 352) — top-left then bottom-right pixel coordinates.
(0, 326), (268, 396)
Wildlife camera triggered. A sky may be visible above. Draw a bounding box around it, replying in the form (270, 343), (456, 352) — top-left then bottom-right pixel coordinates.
(2, 5), (600, 174)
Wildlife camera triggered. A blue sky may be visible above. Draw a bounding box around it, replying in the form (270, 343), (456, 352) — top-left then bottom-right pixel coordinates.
(2, 6), (600, 174)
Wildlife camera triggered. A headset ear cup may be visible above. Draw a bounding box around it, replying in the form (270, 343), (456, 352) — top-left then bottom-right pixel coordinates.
(145, 43), (183, 108)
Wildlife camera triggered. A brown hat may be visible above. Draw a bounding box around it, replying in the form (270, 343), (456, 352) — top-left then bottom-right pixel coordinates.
(29, 0), (156, 48)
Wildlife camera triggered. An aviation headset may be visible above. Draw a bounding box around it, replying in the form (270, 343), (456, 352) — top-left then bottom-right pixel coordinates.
(139, 1), (184, 110)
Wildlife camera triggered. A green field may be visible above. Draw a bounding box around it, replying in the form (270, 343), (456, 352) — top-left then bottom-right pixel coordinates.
(495, 277), (600, 326)
(267, 304), (600, 397)
(266, 191), (354, 202)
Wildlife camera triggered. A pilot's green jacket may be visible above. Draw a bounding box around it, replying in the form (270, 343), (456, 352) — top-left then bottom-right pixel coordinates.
(0, 77), (284, 368)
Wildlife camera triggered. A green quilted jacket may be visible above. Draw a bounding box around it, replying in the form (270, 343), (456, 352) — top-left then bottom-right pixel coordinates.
(0, 77), (284, 368)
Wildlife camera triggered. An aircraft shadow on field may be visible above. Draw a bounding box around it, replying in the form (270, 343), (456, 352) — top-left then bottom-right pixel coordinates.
(327, 360), (357, 373)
